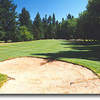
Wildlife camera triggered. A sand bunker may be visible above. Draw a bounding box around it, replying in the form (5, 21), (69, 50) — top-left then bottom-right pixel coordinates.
(0, 57), (100, 94)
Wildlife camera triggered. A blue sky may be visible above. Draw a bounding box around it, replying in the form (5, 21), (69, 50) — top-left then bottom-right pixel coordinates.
(14, 0), (88, 21)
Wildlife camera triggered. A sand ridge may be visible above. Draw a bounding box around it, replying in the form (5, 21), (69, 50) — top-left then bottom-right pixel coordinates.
(0, 57), (100, 94)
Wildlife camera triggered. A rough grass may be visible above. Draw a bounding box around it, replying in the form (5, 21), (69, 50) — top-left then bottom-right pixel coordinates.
(0, 73), (8, 88)
(0, 39), (100, 76)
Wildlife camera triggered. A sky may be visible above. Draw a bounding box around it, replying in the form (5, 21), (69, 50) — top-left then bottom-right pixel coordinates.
(14, 0), (88, 21)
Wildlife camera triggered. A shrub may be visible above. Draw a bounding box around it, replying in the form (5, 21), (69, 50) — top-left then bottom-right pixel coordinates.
(19, 26), (33, 41)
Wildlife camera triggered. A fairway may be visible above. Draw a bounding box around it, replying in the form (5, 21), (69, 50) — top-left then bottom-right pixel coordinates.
(0, 39), (100, 75)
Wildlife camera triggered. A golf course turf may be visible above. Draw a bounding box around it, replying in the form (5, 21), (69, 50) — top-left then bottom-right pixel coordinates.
(0, 39), (100, 77)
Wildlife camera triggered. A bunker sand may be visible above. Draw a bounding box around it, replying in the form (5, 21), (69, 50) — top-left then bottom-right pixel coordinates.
(0, 57), (100, 94)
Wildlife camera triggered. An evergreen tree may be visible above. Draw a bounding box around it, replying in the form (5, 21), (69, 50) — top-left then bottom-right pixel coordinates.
(47, 15), (55, 39)
(0, 26), (5, 40)
(19, 8), (32, 27)
(52, 13), (56, 38)
(77, 11), (90, 41)
(62, 18), (65, 23)
(60, 20), (68, 39)
(19, 8), (32, 32)
(67, 14), (73, 20)
(53, 13), (56, 25)
(59, 18), (69, 39)
(67, 18), (78, 39)
(0, 0), (17, 42)
(56, 21), (61, 39)
(77, 0), (100, 42)
(42, 14), (48, 39)
(33, 12), (44, 40)
(87, 0), (100, 40)
(48, 15), (52, 24)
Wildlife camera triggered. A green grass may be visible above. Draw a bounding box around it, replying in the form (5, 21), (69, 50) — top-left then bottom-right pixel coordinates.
(0, 73), (8, 87)
(0, 39), (100, 76)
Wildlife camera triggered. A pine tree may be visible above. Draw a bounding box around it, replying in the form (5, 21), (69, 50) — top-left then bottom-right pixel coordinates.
(87, 0), (100, 40)
(33, 12), (44, 40)
(52, 13), (56, 38)
(48, 15), (52, 24)
(60, 18), (68, 39)
(19, 8), (32, 33)
(67, 14), (73, 20)
(0, 26), (5, 40)
(0, 0), (17, 42)
(53, 13), (56, 25)
(42, 14), (48, 39)
(47, 15), (53, 39)
(55, 21), (61, 39)
(19, 8), (32, 27)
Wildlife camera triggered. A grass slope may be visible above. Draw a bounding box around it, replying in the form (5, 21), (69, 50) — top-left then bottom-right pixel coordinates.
(0, 39), (100, 75)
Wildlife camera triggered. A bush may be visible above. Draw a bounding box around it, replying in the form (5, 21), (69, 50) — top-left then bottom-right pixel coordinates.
(19, 26), (33, 41)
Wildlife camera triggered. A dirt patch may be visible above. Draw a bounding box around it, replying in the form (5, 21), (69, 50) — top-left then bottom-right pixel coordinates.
(0, 57), (100, 94)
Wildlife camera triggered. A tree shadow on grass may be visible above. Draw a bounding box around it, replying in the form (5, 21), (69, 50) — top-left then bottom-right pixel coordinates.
(61, 40), (100, 45)
(31, 50), (100, 61)
(31, 41), (100, 62)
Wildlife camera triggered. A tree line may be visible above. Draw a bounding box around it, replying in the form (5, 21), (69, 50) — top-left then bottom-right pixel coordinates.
(77, 0), (100, 43)
(0, 0), (100, 43)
